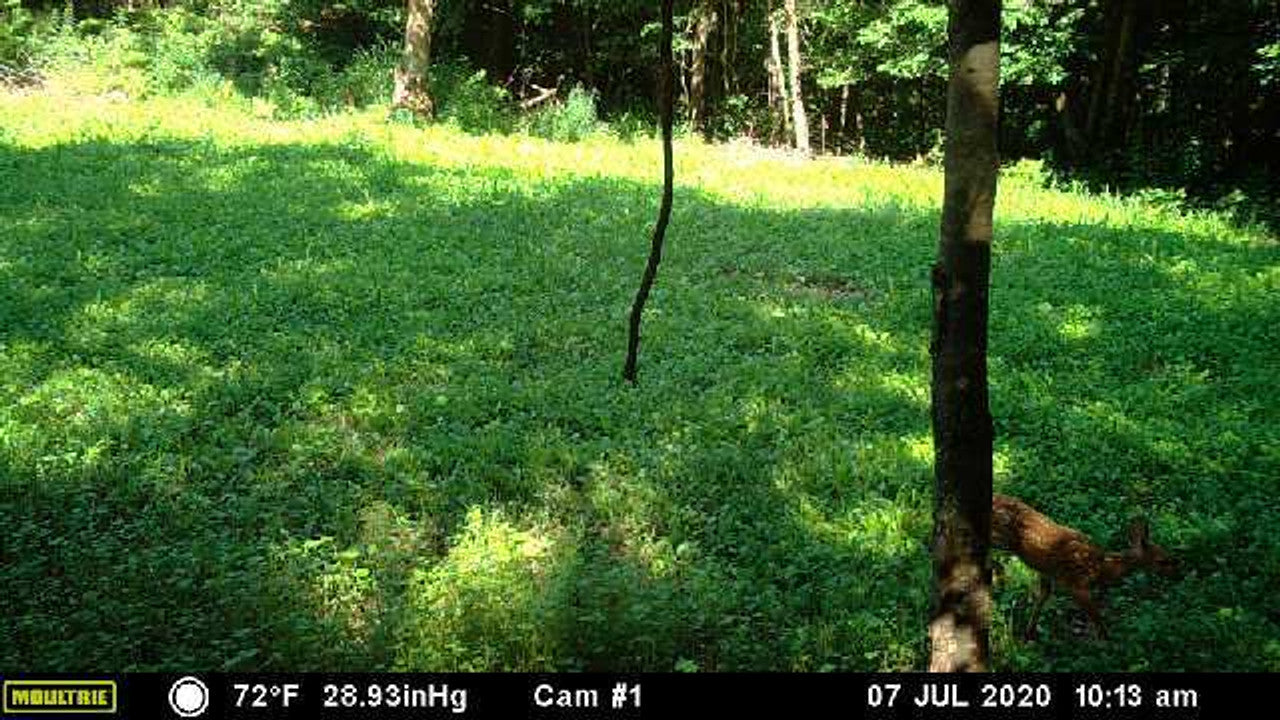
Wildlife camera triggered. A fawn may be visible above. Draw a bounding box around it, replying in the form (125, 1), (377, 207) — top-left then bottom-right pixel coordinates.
(991, 494), (1178, 640)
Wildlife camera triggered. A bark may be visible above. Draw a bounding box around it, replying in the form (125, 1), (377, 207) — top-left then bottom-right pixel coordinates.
(1100, 0), (1139, 146)
(393, 0), (436, 118)
(783, 0), (810, 154)
(721, 0), (738, 95)
(767, 5), (791, 144)
(838, 83), (849, 152)
(853, 85), (866, 155)
(689, 0), (719, 134)
(622, 0), (675, 384)
(928, 0), (1001, 674)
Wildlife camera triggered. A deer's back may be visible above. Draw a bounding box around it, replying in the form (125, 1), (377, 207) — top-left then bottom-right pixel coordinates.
(992, 494), (1103, 583)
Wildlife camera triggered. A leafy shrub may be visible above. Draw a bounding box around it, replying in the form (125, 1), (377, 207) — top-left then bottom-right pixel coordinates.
(708, 93), (757, 140)
(256, 43), (332, 116)
(528, 85), (601, 143)
(0, 0), (36, 68)
(27, 13), (146, 96)
(433, 63), (516, 134)
(17, 5), (393, 117)
(145, 9), (221, 92)
(603, 109), (655, 143)
(1003, 158), (1052, 188)
(314, 42), (396, 109)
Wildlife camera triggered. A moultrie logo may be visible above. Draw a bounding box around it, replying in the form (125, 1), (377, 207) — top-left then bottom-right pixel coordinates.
(3, 679), (118, 714)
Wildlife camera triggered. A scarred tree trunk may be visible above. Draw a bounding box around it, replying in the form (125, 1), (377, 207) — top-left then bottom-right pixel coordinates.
(394, 0), (435, 118)
(783, 0), (810, 154)
(928, 0), (1001, 673)
(689, 0), (719, 134)
(622, 0), (675, 384)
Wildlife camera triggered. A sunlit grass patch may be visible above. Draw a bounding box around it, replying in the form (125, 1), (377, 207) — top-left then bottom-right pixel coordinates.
(395, 507), (572, 671)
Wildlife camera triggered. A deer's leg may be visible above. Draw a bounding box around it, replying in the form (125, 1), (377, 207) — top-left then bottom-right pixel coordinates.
(1024, 574), (1053, 641)
(1069, 585), (1108, 640)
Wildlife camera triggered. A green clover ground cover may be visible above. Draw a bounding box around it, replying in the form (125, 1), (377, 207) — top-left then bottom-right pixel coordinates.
(1, 90), (1277, 672)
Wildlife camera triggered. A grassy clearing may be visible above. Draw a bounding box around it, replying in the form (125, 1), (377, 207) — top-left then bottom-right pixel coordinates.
(1, 87), (1278, 672)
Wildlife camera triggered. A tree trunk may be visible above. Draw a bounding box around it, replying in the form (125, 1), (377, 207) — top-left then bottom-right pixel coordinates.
(838, 83), (850, 153)
(919, 74), (929, 158)
(721, 0), (738, 96)
(622, 0), (675, 384)
(689, 0), (718, 134)
(783, 0), (810, 154)
(854, 84), (866, 155)
(1056, 90), (1088, 163)
(1085, 0), (1139, 153)
(394, 0), (436, 118)
(1100, 0), (1139, 148)
(928, 0), (1001, 674)
(767, 4), (791, 145)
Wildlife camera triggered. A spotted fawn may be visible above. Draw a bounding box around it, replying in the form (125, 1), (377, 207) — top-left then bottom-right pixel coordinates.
(992, 493), (1178, 640)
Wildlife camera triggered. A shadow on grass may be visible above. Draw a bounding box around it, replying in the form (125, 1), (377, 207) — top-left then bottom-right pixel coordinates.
(0, 132), (1276, 671)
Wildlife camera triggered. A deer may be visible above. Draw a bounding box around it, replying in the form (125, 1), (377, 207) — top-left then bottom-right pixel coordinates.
(991, 494), (1178, 641)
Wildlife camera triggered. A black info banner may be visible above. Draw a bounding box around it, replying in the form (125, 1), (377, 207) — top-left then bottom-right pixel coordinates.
(0, 673), (1264, 718)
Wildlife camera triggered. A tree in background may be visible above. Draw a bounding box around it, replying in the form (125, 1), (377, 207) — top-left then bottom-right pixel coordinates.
(927, 0), (1000, 673)
(783, 0), (810, 153)
(688, 0), (717, 134)
(394, 0), (435, 118)
(766, 0), (792, 144)
(720, 0), (742, 99)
